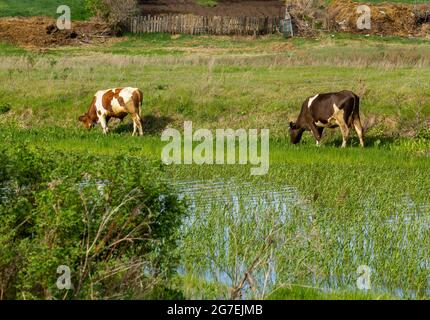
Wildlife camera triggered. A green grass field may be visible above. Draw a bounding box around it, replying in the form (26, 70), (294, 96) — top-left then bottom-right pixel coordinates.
(0, 0), (89, 19)
(1, 32), (430, 299)
(2, 33), (430, 138)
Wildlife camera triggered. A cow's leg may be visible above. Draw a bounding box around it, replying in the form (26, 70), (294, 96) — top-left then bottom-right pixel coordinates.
(99, 115), (109, 134)
(332, 107), (350, 148)
(316, 127), (324, 146)
(131, 114), (143, 136)
(136, 115), (143, 136)
(132, 120), (137, 136)
(309, 122), (322, 146)
(337, 121), (349, 148)
(353, 116), (365, 147)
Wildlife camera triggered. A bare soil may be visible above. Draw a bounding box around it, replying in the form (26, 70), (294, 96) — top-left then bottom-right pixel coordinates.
(139, 0), (286, 17)
(0, 17), (115, 49)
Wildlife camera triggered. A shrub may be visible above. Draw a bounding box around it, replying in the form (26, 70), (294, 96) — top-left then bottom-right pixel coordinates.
(0, 145), (187, 299)
(85, 0), (138, 34)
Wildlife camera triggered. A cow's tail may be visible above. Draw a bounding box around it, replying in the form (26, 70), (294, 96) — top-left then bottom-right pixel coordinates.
(353, 94), (359, 116)
(353, 94), (369, 133)
(137, 89), (143, 118)
(352, 94), (360, 122)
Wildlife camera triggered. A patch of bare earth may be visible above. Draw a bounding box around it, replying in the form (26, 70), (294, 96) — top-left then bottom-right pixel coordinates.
(0, 17), (117, 49)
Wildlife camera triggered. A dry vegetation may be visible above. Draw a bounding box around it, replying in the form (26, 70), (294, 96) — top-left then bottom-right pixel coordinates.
(328, 0), (430, 37)
(287, 0), (430, 38)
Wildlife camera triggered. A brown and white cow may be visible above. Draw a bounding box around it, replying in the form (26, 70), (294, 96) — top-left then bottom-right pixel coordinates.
(289, 90), (364, 147)
(78, 87), (144, 136)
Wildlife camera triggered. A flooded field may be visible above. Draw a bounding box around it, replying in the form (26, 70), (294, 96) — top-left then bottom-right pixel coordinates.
(174, 178), (430, 299)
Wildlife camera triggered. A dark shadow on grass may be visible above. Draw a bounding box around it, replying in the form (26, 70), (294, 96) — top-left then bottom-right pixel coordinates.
(142, 115), (173, 134)
(324, 135), (397, 148)
(111, 115), (174, 135)
(112, 122), (134, 135)
(360, 135), (397, 148)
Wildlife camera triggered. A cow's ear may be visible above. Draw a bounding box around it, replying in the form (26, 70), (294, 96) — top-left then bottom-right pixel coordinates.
(289, 121), (296, 129)
(78, 115), (86, 122)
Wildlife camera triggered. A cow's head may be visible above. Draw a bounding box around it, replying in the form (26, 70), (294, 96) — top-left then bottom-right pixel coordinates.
(289, 121), (304, 144)
(78, 113), (96, 130)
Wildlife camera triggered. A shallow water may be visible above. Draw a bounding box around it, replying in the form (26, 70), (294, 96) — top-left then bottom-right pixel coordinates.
(175, 178), (306, 221)
(174, 178), (430, 299)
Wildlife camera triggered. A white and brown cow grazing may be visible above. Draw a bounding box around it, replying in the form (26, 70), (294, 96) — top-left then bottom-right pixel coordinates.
(289, 90), (364, 147)
(79, 87), (144, 136)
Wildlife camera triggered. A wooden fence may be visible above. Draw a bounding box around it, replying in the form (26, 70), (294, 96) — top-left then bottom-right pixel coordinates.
(128, 14), (283, 35)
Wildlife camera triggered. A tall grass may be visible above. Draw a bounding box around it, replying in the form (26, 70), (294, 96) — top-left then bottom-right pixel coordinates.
(169, 154), (430, 299)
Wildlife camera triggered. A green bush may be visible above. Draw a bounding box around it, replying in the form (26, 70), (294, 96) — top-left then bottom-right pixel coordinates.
(0, 145), (187, 299)
(85, 0), (138, 33)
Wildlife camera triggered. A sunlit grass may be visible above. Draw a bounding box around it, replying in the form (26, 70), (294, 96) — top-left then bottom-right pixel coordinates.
(1, 33), (430, 138)
(0, 0), (90, 19)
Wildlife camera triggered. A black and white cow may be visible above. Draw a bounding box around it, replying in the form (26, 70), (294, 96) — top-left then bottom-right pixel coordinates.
(289, 90), (364, 147)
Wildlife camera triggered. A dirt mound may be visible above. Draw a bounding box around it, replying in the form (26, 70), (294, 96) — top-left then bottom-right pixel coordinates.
(139, 0), (286, 17)
(0, 17), (115, 49)
(328, 0), (430, 37)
